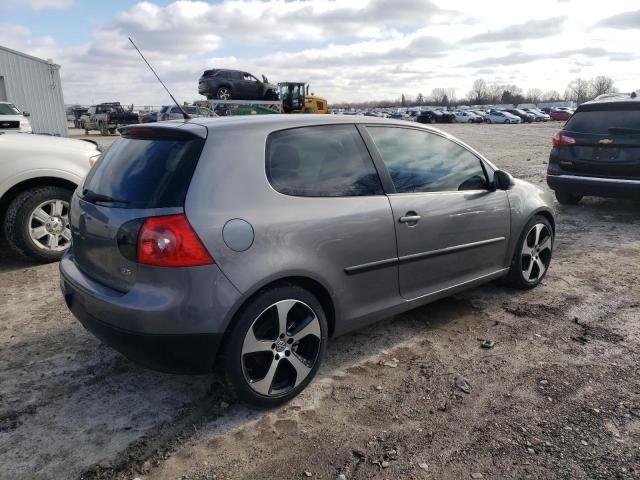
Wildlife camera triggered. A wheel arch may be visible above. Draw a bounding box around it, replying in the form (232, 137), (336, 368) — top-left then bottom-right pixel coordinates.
(222, 275), (337, 343)
(0, 177), (78, 226)
(532, 207), (556, 235)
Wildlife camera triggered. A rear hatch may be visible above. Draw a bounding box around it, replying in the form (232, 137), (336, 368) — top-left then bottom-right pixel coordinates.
(555, 102), (640, 179)
(70, 124), (207, 292)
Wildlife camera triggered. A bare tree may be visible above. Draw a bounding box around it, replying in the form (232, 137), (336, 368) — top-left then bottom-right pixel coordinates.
(416, 93), (424, 105)
(590, 76), (616, 96)
(565, 78), (594, 105)
(526, 88), (542, 103)
(487, 84), (504, 103)
(542, 90), (562, 102)
(469, 78), (488, 104)
(430, 88), (449, 104)
(446, 88), (457, 103)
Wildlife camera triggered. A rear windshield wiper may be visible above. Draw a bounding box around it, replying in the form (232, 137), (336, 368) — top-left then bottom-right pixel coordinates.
(82, 189), (130, 204)
(608, 127), (640, 134)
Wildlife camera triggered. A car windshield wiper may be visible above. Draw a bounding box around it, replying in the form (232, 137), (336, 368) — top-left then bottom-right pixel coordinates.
(82, 189), (130, 204)
(608, 127), (640, 134)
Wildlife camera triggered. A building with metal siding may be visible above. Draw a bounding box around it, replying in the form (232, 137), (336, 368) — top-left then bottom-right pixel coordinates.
(0, 45), (68, 136)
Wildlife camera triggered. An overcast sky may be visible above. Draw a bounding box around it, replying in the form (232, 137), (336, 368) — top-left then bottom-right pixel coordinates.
(1, 0), (638, 105)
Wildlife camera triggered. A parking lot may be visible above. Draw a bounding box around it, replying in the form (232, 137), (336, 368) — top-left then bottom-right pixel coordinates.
(1, 122), (639, 480)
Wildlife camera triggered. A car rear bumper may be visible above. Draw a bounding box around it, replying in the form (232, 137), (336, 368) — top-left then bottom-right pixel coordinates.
(547, 174), (640, 198)
(198, 81), (215, 96)
(59, 252), (240, 373)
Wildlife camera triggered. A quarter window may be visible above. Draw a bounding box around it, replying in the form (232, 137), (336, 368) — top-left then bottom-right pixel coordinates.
(366, 127), (489, 193)
(267, 125), (383, 197)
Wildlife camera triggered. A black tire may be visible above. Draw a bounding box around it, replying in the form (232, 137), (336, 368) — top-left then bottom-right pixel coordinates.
(504, 215), (554, 289)
(220, 284), (328, 406)
(216, 86), (232, 100)
(3, 186), (73, 262)
(109, 128), (117, 135)
(555, 190), (582, 205)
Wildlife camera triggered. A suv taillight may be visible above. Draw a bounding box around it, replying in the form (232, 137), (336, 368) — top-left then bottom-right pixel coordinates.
(138, 214), (213, 267)
(552, 132), (576, 146)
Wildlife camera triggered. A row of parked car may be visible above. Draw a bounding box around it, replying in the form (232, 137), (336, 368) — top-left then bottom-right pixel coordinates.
(356, 106), (574, 124)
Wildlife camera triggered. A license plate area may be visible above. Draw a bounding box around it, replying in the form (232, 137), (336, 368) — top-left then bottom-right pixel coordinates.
(592, 147), (619, 161)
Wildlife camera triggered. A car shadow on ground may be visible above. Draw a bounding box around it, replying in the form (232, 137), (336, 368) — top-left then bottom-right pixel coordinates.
(0, 290), (491, 479)
(0, 239), (40, 273)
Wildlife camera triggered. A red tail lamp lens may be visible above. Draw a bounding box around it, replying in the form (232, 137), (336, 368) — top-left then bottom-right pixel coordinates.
(138, 214), (213, 267)
(552, 132), (576, 146)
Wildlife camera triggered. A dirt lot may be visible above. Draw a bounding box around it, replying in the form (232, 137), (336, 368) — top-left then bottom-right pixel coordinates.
(1, 122), (639, 480)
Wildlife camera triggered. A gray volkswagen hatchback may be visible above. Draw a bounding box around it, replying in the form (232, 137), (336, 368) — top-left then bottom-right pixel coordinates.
(60, 115), (555, 405)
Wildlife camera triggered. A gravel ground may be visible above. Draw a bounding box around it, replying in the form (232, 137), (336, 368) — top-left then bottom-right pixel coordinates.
(1, 122), (639, 480)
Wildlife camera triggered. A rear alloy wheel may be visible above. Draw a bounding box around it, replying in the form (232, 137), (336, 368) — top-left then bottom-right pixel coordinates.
(504, 216), (553, 289)
(216, 87), (232, 100)
(222, 285), (327, 405)
(555, 190), (582, 205)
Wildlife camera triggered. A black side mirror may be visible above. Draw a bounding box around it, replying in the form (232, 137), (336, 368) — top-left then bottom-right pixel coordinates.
(494, 170), (515, 190)
(23, 111), (30, 117)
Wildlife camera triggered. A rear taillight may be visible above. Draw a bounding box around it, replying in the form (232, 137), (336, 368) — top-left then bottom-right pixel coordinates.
(552, 132), (576, 146)
(138, 214), (213, 267)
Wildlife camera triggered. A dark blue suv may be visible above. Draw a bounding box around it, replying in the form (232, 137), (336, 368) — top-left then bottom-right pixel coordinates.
(547, 93), (640, 204)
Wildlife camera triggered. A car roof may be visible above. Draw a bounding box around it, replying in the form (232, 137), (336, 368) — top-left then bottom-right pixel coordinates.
(182, 114), (436, 130)
(144, 114), (459, 139)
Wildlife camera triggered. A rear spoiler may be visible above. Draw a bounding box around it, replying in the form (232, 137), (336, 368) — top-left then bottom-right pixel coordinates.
(118, 124), (206, 139)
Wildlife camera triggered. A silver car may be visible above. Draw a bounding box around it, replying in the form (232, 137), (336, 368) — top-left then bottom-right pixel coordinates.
(60, 115), (555, 405)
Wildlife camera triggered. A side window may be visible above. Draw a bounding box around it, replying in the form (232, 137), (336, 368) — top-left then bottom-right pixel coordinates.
(243, 73), (258, 82)
(366, 127), (489, 193)
(267, 125), (383, 197)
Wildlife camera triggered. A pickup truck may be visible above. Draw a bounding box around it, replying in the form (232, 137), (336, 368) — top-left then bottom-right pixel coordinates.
(1, 132), (100, 261)
(80, 102), (139, 135)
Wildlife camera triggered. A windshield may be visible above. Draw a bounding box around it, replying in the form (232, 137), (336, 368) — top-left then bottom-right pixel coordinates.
(0, 103), (21, 115)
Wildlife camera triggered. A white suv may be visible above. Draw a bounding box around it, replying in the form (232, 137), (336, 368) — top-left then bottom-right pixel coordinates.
(1, 132), (100, 261)
(0, 102), (32, 133)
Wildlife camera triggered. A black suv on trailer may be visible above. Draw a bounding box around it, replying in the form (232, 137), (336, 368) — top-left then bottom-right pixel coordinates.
(547, 93), (640, 204)
(198, 69), (278, 101)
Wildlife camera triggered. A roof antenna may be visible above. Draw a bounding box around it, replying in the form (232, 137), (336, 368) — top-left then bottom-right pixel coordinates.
(128, 37), (190, 120)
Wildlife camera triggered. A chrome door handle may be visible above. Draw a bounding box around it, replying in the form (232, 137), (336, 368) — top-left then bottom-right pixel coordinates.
(399, 215), (421, 223)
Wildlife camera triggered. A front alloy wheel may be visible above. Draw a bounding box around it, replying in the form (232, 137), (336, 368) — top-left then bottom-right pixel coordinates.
(28, 199), (71, 253)
(520, 223), (553, 283)
(504, 215), (554, 289)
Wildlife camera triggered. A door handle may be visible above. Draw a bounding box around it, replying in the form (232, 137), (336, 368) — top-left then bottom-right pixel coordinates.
(399, 214), (421, 224)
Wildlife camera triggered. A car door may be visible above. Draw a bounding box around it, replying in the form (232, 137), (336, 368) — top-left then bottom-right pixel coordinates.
(363, 125), (511, 300)
(241, 73), (261, 99)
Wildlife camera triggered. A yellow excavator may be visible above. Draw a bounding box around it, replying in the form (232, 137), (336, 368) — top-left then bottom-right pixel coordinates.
(278, 82), (329, 114)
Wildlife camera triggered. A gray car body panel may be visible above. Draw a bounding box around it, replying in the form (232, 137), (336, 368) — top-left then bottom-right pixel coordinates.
(61, 114), (555, 367)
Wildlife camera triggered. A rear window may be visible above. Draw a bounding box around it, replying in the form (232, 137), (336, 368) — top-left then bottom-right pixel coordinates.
(83, 135), (204, 209)
(266, 125), (383, 197)
(565, 108), (640, 134)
